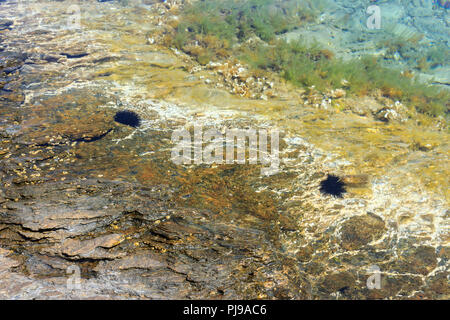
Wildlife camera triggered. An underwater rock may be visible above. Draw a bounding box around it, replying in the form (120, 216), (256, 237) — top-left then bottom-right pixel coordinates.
(0, 52), (27, 73)
(339, 214), (386, 250)
(330, 88), (346, 99)
(0, 20), (13, 31)
(0, 0), (447, 300)
(0, 178), (310, 299)
(61, 52), (89, 59)
(319, 271), (356, 295)
(340, 174), (370, 188)
(375, 107), (402, 123)
(114, 110), (141, 128)
(397, 246), (438, 276)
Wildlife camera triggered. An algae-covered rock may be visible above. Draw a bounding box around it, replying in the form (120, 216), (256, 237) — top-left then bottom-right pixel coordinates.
(339, 214), (386, 250)
(318, 271), (357, 295)
(395, 246), (438, 276)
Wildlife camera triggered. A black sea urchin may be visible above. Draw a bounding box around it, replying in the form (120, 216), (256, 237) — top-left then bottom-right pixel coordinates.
(114, 110), (141, 128)
(320, 174), (346, 198)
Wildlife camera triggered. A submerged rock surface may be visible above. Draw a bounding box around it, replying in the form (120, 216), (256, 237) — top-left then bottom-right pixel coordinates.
(0, 0), (448, 299)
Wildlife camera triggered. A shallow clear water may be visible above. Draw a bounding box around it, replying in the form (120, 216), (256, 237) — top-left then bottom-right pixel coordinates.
(0, 0), (448, 300)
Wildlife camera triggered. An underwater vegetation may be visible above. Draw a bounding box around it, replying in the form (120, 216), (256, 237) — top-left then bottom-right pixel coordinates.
(174, 0), (323, 43)
(170, 0), (324, 64)
(320, 174), (346, 198)
(114, 110), (141, 128)
(379, 35), (449, 73)
(168, 0), (449, 118)
(248, 41), (449, 117)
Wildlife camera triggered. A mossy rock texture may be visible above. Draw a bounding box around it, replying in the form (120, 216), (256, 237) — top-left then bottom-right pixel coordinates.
(339, 214), (386, 250)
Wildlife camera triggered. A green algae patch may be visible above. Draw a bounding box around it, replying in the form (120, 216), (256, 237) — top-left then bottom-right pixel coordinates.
(242, 41), (448, 117)
(168, 0), (448, 118)
(172, 0), (322, 46)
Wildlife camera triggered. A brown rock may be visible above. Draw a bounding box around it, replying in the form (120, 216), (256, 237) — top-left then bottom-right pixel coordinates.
(339, 214), (386, 250)
(60, 234), (123, 258)
(319, 271), (356, 294)
(95, 252), (167, 272)
(402, 246), (438, 276)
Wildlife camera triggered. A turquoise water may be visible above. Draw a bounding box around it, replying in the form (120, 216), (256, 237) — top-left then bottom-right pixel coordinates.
(279, 0), (449, 87)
